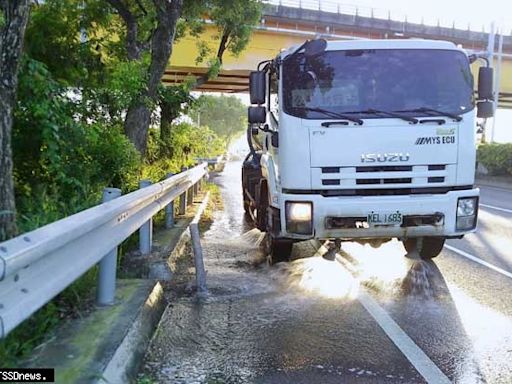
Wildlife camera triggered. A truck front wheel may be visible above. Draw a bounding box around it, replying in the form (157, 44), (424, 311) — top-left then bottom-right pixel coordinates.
(402, 237), (445, 259)
(262, 234), (293, 264)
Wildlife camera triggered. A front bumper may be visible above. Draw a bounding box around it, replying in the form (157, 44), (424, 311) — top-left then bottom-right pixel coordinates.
(279, 188), (479, 240)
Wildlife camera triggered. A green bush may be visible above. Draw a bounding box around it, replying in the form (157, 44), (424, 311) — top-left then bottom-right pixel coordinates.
(143, 122), (225, 181)
(477, 143), (512, 176)
(13, 59), (141, 233)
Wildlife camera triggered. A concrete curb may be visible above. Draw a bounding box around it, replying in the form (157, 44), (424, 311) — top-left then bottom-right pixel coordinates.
(99, 282), (165, 384)
(99, 193), (211, 383)
(168, 223), (191, 264)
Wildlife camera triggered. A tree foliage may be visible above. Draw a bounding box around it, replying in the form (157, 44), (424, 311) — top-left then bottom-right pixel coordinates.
(189, 95), (247, 144)
(158, 0), (261, 145)
(8, 0), (241, 233)
(477, 143), (512, 176)
(191, 0), (262, 85)
(13, 58), (141, 232)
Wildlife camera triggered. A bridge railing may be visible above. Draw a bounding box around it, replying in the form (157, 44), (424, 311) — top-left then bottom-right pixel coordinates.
(0, 163), (208, 338)
(262, 0), (496, 32)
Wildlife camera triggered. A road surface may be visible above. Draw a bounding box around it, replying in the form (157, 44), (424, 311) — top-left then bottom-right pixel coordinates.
(141, 159), (512, 384)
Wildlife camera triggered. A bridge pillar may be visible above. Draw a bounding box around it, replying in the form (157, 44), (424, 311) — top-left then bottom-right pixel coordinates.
(139, 180), (153, 255)
(97, 187), (122, 306)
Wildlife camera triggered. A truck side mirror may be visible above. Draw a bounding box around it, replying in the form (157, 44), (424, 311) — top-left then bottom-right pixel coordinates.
(477, 100), (494, 118)
(249, 71), (266, 105)
(478, 67), (494, 100)
(248, 106), (266, 124)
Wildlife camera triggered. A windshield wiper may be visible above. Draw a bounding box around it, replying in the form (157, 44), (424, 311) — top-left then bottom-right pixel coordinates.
(350, 109), (418, 124)
(300, 107), (364, 125)
(396, 107), (463, 122)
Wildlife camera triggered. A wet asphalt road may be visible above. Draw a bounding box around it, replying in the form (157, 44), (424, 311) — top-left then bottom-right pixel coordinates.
(141, 156), (512, 383)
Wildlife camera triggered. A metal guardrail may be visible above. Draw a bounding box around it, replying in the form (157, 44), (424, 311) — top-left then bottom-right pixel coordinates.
(0, 163), (208, 338)
(195, 155), (225, 165)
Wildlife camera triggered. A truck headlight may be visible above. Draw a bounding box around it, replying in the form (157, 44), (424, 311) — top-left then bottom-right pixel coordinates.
(456, 197), (478, 230)
(285, 201), (313, 235)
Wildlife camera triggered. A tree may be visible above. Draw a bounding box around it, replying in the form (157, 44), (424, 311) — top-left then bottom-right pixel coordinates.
(189, 95), (246, 144)
(194, 0), (261, 87)
(158, 0), (261, 147)
(159, 85), (194, 151)
(0, 0), (30, 240)
(106, 0), (184, 155)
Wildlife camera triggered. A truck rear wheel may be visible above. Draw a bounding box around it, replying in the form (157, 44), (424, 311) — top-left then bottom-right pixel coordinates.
(263, 234), (293, 265)
(402, 237), (445, 259)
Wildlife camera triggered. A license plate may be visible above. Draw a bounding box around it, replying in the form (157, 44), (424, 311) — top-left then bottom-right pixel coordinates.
(367, 211), (403, 226)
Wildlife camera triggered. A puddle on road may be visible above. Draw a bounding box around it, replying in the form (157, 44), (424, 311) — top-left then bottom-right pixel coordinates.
(141, 158), (494, 384)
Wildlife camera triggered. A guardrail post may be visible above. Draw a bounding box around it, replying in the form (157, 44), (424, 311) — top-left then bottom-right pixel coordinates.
(187, 185), (194, 206)
(165, 172), (175, 229)
(179, 167), (187, 215)
(139, 180), (153, 255)
(186, 166), (194, 206)
(97, 187), (122, 306)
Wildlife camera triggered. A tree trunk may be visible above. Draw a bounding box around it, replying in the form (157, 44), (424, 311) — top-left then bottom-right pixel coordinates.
(193, 28), (231, 89)
(0, 0), (30, 241)
(160, 100), (175, 143)
(159, 99), (177, 157)
(121, 0), (183, 155)
(124, 102), (152, 154)
(158, 27), (231, 138)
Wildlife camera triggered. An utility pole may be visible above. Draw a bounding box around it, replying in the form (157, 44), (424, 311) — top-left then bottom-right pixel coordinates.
(483, 22), (495, 144)
(491, 30), (503, 143)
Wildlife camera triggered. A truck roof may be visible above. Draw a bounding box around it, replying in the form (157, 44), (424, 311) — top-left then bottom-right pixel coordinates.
(279, 39), (464, 59)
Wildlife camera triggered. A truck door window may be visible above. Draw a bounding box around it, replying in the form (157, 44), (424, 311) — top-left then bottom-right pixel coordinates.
(269, 69), (279, 123)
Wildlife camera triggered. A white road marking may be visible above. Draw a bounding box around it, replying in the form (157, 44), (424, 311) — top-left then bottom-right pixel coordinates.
(445, 245), (512, 280)
(357, 291), (452, 384)
(329, 249), (452, 384)
(480, 203), (512, 214)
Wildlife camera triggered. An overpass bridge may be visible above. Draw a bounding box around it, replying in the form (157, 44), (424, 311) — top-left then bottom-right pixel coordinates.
(165, 1), (512, 108)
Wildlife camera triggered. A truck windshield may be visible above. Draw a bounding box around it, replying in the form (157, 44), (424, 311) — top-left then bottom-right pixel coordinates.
(282, 49), (474, 119)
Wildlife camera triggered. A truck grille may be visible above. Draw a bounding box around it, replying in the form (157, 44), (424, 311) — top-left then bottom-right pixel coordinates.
(313, 164), (452, 190)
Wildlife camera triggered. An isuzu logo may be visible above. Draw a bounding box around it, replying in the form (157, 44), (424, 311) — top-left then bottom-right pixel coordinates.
(361, 153), (410, 163)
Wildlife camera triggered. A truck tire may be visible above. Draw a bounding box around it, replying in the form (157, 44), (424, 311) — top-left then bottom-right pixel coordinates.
(402, 237), (445, 259)
(256, 183), (268, 231)
(243, 190), (252, 215)
(263, 234), (293, 264)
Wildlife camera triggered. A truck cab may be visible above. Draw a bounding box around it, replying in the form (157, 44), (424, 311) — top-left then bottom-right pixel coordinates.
(242, 39), (494, 264)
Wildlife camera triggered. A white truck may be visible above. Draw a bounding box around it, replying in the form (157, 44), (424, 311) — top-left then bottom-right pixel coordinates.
(242, 39), (494, 264)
